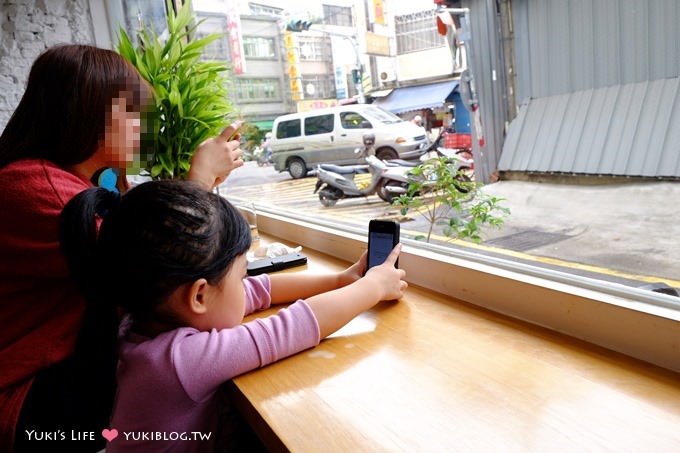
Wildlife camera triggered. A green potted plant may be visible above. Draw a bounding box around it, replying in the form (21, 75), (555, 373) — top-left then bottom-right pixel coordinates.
(392, 156), (510, 243)
(116, 0), (234, 180)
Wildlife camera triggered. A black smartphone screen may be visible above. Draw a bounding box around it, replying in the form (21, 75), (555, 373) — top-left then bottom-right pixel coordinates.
(367, 220), (400, 270)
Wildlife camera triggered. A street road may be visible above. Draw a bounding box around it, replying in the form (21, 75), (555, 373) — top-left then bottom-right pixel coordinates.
(219, 161), (680, 292)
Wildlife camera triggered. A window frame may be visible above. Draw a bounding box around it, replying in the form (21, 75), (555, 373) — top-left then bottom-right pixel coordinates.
(298, 36), (330, 61)
(299, 74), (337, 99)
(395, 9), (448, 55)
(242, 35), (277, 60)
(253, 206), (680, 373)
(234, 78), (281, 103)
(275, 119), (301, 139)
(304, 114), (335, 136)
(340, 112), (371, 129)
(323, 4), (353, 27)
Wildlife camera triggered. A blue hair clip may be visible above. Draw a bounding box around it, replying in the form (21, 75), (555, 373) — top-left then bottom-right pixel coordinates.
(91, 168), (120, 193)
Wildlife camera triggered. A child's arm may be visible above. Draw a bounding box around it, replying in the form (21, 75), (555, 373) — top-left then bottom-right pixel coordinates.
(268, 251), (368, 304)
(277, 245), (407, 339)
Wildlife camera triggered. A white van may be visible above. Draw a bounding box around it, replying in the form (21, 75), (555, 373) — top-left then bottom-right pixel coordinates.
(270, 104), (428, 178)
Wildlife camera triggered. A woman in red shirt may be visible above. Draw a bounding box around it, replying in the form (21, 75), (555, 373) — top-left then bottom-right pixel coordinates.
(0, 44), (243, 452)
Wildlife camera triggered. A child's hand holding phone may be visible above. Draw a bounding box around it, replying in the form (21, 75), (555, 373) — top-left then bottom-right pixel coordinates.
(364, 243), (407, 301)
(364, 219), (406, 300)
(367, 219), (400, 270)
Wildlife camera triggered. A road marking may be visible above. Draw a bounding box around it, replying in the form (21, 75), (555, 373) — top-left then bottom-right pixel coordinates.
(400, 227), (680, 287)
(224, 178), (680, 288)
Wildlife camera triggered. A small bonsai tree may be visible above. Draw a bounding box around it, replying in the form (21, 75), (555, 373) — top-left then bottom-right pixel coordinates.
(392, 157), (510, 243)
(116, 0), (234, 180)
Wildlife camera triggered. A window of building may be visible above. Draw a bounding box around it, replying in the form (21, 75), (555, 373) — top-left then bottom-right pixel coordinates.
(195, 14), (230, 61)
(234, 78), (281, 102)
(249, 3), (284, 17)
(106, 0), (168, 46)
(243, 36), (276, 59)
(395, 9), (447, 54)
(300, 75), (336, 99)
(323, 4), (353, 27)
(304, 114), (335, 135)
(298, 36), (330, 61)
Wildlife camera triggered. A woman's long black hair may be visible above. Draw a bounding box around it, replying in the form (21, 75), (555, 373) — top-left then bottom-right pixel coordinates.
(60, 180), (252, 328)
(0, 44), (151, 168)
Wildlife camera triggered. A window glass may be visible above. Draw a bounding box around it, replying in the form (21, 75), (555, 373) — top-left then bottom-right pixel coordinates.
(361, 107), (403, 124)
(341, 112), (371, 129)
(243, 36), (276, 59)
(298, 36), (330, 61)
(249, 3), (283, 17)
(300, 75), (336, 99)
(234, 78), (280, 102)
(276, 119), (301, 139)
(96, 0), (678, 312)
(119, 0), (168, 40)
(323, 5), (353, 27)
(195, 14), (230, 61)
(395, 9), (447, 54)
(304, 114), (334, 135)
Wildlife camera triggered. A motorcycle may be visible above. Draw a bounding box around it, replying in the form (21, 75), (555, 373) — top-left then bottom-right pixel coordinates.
(376, 131), (474, 202)
(314, 133), (402, 206)
(314, 132), (473, 206)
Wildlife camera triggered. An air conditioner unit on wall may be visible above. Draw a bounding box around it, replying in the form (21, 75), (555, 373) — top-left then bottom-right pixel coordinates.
(380, 69), (396, 83)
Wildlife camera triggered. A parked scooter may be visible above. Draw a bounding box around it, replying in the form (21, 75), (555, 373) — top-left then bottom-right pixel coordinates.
(314, 134), (397, 206)
(377, 132), (474, 201)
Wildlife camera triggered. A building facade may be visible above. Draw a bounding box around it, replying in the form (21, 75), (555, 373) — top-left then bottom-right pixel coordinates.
(0, 0), (463, 137)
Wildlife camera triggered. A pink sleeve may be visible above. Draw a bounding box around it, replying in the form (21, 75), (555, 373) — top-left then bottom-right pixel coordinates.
(243, 274), (271, 314)
(172, 300), (320, 402)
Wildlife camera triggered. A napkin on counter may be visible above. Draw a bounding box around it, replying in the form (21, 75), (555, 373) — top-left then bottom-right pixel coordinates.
(247, 242), (303, 263)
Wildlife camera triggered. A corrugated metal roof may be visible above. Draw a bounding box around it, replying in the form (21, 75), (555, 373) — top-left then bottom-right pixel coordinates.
(499, 77), (680, 178)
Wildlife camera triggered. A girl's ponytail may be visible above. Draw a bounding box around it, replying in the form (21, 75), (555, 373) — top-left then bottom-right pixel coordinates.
(60, 187), (121, 301)
(60, 188), (122, 428)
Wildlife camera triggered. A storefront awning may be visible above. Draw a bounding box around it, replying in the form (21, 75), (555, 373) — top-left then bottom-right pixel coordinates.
(249, 120), (274, 131)
(372, 80), (459, 114)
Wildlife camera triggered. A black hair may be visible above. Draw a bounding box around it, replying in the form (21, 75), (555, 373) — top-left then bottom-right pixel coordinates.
(60, 180), (252, 328)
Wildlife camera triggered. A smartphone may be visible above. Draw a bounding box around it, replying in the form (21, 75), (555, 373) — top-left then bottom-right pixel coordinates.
(367, 220), (400, 270)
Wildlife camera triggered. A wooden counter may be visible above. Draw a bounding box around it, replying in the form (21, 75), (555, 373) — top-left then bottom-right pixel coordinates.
(230, 236), (680, 452)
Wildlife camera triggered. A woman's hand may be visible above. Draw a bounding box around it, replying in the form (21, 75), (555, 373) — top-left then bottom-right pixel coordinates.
(188, 122), (244, 190)
(363, 244), (408, 301)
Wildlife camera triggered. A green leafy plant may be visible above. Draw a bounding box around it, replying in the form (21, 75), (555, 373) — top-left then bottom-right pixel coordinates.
(392, 157), (510, 243)
(116, 0), (234, 179)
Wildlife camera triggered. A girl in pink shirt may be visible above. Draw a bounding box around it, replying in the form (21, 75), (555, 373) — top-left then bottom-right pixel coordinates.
(60, 180), (407, 452)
